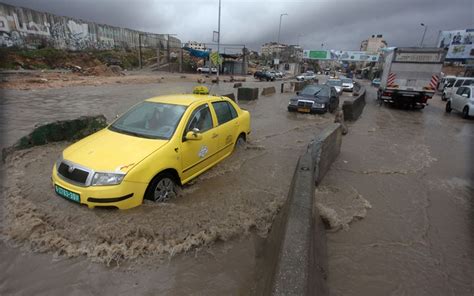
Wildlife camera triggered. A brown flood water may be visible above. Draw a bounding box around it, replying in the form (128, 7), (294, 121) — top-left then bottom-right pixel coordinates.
(0, 78), (336, 295)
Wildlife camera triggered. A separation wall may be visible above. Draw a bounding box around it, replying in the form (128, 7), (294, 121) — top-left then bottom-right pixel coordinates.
(0, 2), (180, 50)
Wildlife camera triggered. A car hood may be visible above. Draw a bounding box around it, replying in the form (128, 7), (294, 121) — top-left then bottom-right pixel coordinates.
(293, 95), (330, 103)
(62, 128), (168, 173)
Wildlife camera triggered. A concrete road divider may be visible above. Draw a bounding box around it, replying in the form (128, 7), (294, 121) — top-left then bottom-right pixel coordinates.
(222, 93), (236, 102)
(257, 123), (342, 296)
(2, 115), (107, 161)
(261, 86), (276, 96)
(238, 87), (259, 101)
(342, 86), (366, 121)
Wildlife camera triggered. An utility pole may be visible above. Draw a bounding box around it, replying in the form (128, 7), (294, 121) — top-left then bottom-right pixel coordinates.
(277, 13), (288, 44)
(420, 23), (428, 47)
(167, 34), (171, 72)
(138, 33), (142, 69)
(216, 0), (221, 83)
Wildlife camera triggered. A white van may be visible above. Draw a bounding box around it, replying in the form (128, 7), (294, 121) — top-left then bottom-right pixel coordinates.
(437, 75), (456, 91)
(442, 77), (474, 101)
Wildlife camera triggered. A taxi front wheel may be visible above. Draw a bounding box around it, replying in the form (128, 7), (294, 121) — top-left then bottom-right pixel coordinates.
(146, 173), (178, 202)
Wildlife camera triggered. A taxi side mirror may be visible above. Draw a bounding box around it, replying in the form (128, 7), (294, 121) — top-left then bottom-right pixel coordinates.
(185, 128), (202, 141)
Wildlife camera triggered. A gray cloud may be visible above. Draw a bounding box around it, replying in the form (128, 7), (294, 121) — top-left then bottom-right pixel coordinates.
(1, 0), (473, 51)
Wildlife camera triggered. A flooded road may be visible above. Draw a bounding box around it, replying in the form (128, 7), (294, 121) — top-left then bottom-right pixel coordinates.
(316, 83), (474, 295)
(0, 78), (337, 294)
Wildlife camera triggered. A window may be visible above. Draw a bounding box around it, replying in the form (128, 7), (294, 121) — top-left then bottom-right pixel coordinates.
(212, 101), (236, 125)
(456, 87), (465, 95)
(454, 79), (464, 87)
(462, 88), (471, 98)
(186, 104), (213, 133)
(462, 79), (474, 86)
(110, 102), (186, 139)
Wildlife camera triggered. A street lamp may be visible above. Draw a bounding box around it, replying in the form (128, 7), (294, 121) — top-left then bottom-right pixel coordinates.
(277, 13), (288, 44)
(420, 23), (427, 47)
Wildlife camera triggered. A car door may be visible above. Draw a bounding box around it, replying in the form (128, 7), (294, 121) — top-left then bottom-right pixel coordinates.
(450, 79), (464, 99)
(211, 100), (239, 158)
(331, 87), (339, 109)
(452, 87), (465, 111)
(460, 87), (471, 110)
(180, 103), (218, 181)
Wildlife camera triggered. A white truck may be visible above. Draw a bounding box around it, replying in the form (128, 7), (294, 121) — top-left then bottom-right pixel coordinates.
(378, 47), (446, 108)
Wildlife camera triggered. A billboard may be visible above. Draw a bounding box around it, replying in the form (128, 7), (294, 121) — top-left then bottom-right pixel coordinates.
(303, 49), (379, 61)
(437, 29), (474, 60)
(303, 50), (330, 60)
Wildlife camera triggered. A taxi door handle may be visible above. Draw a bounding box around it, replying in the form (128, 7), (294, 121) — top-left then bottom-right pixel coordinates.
(212, 133), (219, 139)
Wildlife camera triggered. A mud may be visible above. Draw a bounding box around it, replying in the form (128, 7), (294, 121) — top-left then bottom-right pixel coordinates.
(1, 77), (338, 294)
(318, 83), (474, 296)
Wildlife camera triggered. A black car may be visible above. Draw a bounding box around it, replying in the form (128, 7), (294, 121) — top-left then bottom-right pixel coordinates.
(254, 70), (275, 81)
(288, 84), (339, 114)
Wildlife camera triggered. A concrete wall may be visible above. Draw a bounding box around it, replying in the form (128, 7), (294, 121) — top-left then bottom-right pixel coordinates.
(257, 123), (342, 296)
(342, 86), (366, 121)
(0, 2), (180, 50)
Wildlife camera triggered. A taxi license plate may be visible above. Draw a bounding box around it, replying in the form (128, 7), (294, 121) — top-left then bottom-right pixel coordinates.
(297, 108), (310, 113)
(55, 185), (80, 203)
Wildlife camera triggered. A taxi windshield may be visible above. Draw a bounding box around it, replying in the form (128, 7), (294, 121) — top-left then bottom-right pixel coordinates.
(110, 101), (187, 139)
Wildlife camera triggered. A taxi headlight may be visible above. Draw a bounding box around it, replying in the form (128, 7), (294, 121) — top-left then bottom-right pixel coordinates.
(91, 172), (125, 186)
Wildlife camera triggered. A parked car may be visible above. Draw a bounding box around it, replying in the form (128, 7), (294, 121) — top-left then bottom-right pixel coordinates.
(52, 87), (251, 209)
(372, 78), (381, 87)
(341, 78), (354, 92)
(438, 75), (456, 91)
(442, 77), (474, 101)
(287, 84), (339, 114)
(269, 70), (283, 79)
(296, 72), (316, 81)
(197, 66), (217, 74)
(445, 85), (474, 119)
(326, 79), (343, 95)
(254, 70), (276, 81)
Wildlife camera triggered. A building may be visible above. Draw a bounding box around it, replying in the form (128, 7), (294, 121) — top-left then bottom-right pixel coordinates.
(261, 42), (286, 57)
(185, 41), (207, 51)
(360, 34), (387, 52)
(261, 43), (303, 62)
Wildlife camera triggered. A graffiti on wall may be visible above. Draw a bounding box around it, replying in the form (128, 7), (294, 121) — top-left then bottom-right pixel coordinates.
(0, 3), (174, 51)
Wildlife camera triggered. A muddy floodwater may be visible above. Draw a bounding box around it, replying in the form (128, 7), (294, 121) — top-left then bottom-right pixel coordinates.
(316, 84), (474, 295)
(0, 79), (336, 294)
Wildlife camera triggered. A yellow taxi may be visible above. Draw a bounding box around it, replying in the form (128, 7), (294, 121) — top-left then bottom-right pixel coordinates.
(52, 87), (251, 209)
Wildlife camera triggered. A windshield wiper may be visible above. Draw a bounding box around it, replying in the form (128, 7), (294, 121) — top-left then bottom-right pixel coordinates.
(109, 126), (159, 139)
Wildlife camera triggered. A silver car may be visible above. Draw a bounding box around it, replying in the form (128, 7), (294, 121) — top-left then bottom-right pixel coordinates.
(326, 79), (343, 95)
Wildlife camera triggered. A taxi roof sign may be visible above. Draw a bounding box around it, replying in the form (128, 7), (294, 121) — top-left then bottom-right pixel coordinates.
(193, 85), (209, 95)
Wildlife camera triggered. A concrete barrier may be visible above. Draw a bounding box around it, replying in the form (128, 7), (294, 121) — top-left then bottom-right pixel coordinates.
(261, 86), (276, 96)
(222, 93), (236, 102)
(257, 123), (342, 295)
(342, 86), (366, 121)
(238, 87), (259, 101)
(2, 115), (107, 161)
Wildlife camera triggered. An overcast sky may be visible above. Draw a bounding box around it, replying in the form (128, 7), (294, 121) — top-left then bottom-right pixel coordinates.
(2, 0), (473, 52)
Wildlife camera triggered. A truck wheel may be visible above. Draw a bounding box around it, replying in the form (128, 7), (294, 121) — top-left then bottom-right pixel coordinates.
(462, 106), (470, 119)
(445, 101), (452, 113)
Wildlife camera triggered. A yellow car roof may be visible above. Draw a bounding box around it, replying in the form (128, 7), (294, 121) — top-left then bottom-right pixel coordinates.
(145, 94), (222, 106)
